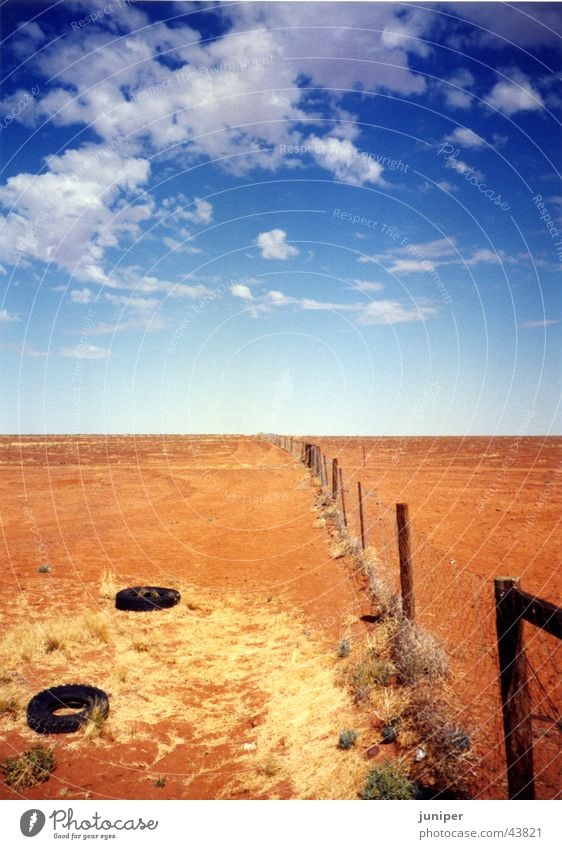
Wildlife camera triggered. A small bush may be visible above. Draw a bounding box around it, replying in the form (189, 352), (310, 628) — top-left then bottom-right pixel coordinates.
(2, 746), (56, 790)
(337, 638), (351, 658)
(367, 573), (398, 616)
(349, 651), (393, 701)
(154, 776), (166, 788)
(360, 761), (417, 800)
(407, 693), (471, 797)
(392, 620), (449, 686)
(37, 563), (51, 574)
(338, 729), (358, 749)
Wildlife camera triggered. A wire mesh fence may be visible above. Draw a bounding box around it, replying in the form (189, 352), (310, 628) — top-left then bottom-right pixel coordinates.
(268, 434), (561, 800)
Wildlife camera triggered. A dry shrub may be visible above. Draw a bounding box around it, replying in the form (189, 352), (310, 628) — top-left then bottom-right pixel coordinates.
(1, 746), (56, 790)
(360, 760), (417, 800)
(0, 689), (22, 719)
(391, 619), (449, 686)
(370, 685), (411, 728)
(329, 536), (355, 560)
(349, 651), (394, 702)
(367, 572), (398, 616)
(406, 691), (471, 798)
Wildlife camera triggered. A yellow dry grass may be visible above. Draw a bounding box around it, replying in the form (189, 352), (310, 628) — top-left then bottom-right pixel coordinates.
(0, 585), (368, 799)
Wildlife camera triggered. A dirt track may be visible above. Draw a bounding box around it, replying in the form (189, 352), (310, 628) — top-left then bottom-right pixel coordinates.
(0, 436), (373, 800)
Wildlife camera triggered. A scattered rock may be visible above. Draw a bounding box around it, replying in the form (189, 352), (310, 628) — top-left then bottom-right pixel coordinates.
(243, 742), (257, 752)
(381, 725), (397, 744)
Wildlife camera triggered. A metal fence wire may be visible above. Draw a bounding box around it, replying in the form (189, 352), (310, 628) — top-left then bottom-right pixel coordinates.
(268, 434), (561, 800)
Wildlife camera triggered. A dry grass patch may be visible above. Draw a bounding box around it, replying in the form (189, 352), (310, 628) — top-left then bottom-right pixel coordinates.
(1, 746), (56, 790)
(0, 687), (23, 720)
(0, 588), (370, 798)
(99, 569), (118, 600)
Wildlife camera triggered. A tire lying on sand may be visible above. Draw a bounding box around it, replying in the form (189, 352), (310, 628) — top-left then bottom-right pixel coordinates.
(115, 586), (181, 611)
(27, 685), (109, 734)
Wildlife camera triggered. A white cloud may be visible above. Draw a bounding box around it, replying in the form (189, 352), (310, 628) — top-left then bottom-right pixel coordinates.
(357, 237), (507, 274)
(356, 300), (438, 325)
(230, 283), (253, 300)
(445, 128), (486, 148)
(387, 259), (434, 274)
(0, 308), (18, 323)
(184, 198), (213, 225)
(307, 135), (386, 186)
(71, 288), (94, 304)
(0, 145), (152, 283)
(266, 290), (290, 304)
(15, 1), (433, 183)
(351, 280), (385, 292)
(520, 319), (560, 329)
(80, 314), (169, 336)
(59, 344), (112, 359)
(436, 181), (458, 193)
(138, 279), (212, 299)
(441, 70), (475, 110)
(104, 293), (160, 311)
(465, 248), (505, 266)
(260, 289), (437, 325)
(485, 74), (544, 115)
(256, 229), (299, 261)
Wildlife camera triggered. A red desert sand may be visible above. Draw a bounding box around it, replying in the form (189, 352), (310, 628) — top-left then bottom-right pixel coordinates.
(0, 435), (559, 800)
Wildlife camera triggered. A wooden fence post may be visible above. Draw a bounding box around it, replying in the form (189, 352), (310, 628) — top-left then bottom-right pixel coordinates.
(339, 468), (347, 528)
(396, 503), (415, 621)
(358, 481), (366, 550)
(332, 458), (339, 499)
(494, 577), (535, 800)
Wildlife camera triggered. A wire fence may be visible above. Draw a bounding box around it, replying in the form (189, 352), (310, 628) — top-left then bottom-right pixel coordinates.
(267, 434), (561, 800)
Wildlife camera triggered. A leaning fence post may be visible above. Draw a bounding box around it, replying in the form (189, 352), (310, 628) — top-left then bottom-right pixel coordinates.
(358, 481), (366, 550)
(494, 577), (535, 800)
(396, 503), (415, 621)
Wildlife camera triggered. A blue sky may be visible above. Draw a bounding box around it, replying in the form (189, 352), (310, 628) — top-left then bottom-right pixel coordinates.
(0, 0), (560, 435)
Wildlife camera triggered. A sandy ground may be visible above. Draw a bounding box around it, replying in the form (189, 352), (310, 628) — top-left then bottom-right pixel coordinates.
(311, 436), (561, 800)
(0, 436), (377, 801)
(0, 435), (559, 800)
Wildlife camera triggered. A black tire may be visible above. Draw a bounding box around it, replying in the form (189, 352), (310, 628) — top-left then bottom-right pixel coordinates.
(115, 586), (181, 611)
(27, 685), (109, 734)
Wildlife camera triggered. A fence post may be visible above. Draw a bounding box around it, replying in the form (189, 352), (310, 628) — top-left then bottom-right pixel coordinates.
(332, 459), (339, 499)
(494, 577), (535, 800)
(322, 454), (328, 490)
(339, 468), (347, 528)
(396, 503), (415, 621)
(358, 481), (366, 550)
